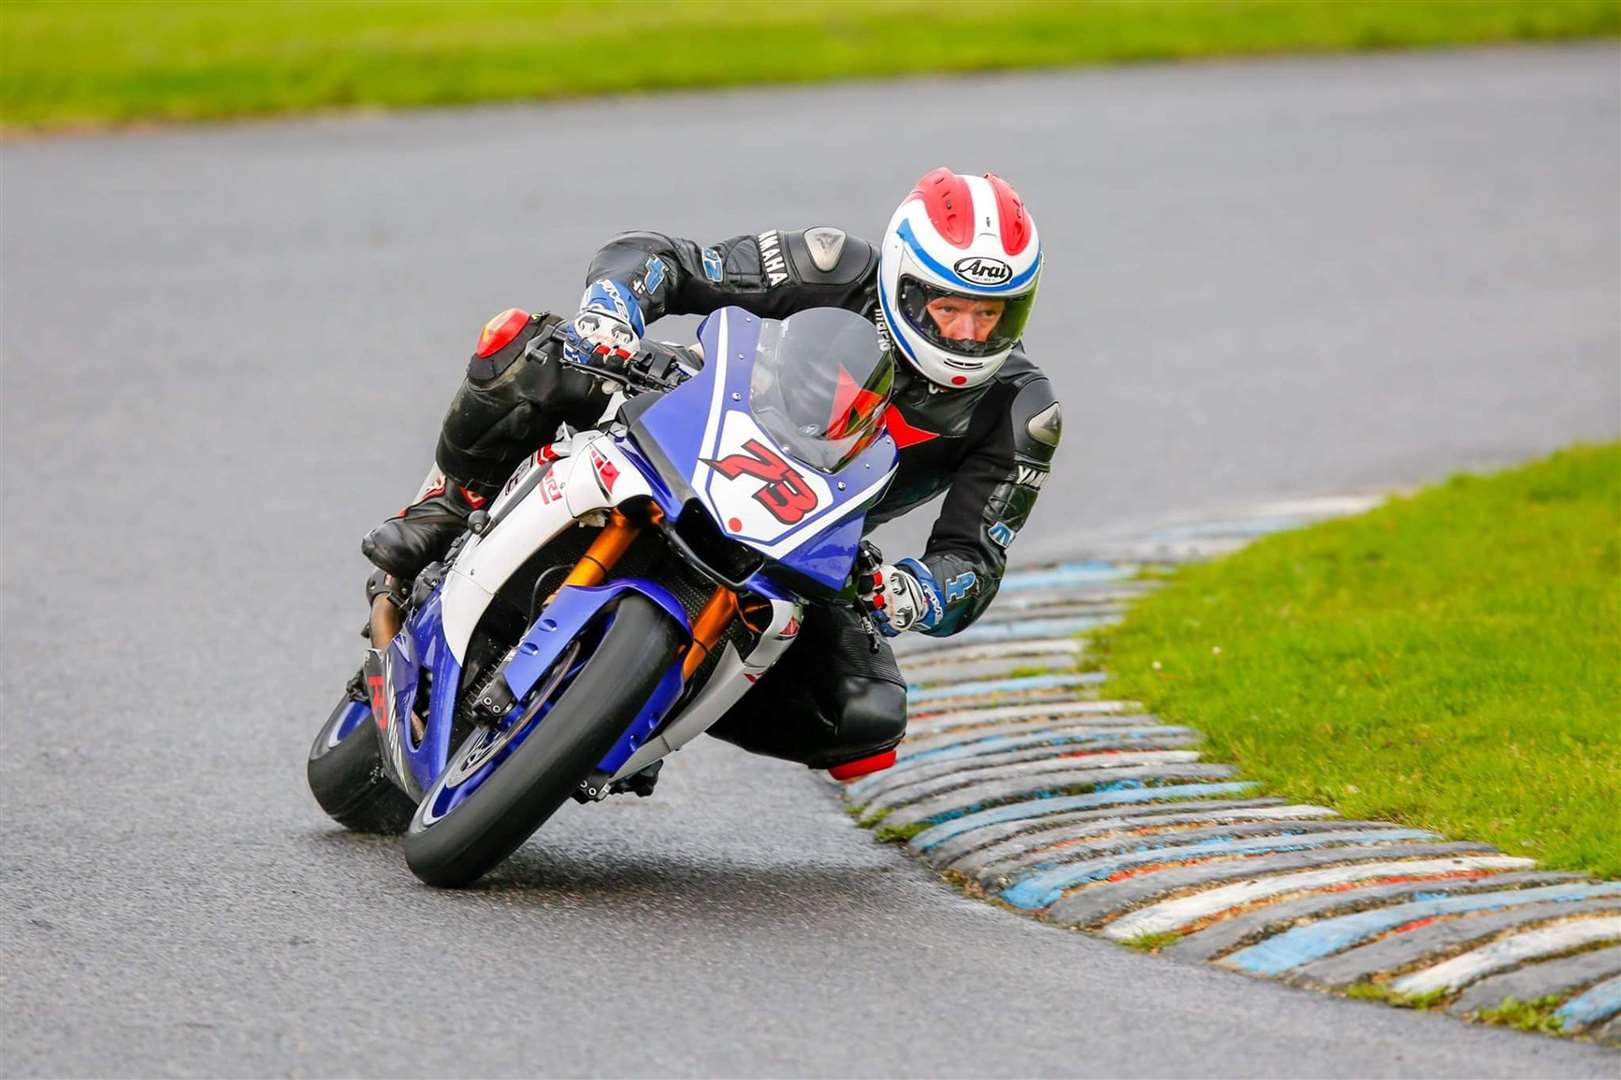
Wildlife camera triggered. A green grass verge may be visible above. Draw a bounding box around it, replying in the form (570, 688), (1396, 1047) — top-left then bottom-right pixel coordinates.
(1474, 995), (1566, 1034)
(874, 820), (931, 844)
(1121, 930), (1184, 952)
(1094, 444), (1621, 879)
(1345, 983), (1449, 1010)
(4, 1), (1618, 131)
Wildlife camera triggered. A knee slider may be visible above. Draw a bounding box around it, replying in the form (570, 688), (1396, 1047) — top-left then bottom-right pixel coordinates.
(465, 309), (559, 384)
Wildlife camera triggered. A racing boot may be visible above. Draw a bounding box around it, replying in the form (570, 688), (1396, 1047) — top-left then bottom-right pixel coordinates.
(361, 465), (490, 582)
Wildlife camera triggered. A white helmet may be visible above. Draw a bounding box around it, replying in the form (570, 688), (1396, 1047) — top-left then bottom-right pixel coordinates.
(877, 168), (1042, 390)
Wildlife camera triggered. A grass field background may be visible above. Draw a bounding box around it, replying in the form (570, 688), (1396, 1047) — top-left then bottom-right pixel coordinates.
(3, 1), (1618, 131)
(1096, 444), (1621, 878)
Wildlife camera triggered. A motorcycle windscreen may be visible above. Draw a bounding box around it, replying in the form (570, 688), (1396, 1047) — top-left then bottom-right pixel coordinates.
(749, 308), (894, 473)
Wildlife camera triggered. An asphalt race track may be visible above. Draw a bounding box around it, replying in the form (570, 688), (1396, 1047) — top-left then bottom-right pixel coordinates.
(3, 44), (1617, 1078)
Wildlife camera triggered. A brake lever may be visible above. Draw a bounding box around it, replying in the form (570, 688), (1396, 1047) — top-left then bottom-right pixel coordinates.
(854, 541), (887, 654)
(543, 324), (684, 394)
(553, 352), (679, 394)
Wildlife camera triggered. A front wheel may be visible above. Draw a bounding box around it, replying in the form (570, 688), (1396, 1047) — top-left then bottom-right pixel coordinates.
(307, 692), (416, 834)
(402, 593), (684, 887)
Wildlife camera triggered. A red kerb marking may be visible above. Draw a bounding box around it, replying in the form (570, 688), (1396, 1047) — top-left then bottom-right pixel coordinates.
(475, 308), (530, 358)
(1322, 870), (1493, 894)
(1394, 917), (1440, 934)
(984, 173), (1032, 256)
(907, 167), (974, 248)
(1107, 862), (1177, 883)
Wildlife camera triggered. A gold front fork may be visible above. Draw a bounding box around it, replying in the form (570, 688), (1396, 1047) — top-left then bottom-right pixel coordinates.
(682, 586), (737, 681)
(561, 510), (642, 588)
(549, 508), (737, 684)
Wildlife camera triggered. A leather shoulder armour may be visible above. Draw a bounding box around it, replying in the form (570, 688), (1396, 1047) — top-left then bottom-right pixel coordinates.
(1010, 375), (1062, 461)
(782, 227), (878, 287)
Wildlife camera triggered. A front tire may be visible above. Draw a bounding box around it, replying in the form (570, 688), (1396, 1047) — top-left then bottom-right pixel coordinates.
(402, 594), (684, 887)
(307, 694), (416, 834)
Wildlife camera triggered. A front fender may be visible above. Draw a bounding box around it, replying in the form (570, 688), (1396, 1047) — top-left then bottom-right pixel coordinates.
(501, 581), (691, 700)
(500, 581), (692, 778)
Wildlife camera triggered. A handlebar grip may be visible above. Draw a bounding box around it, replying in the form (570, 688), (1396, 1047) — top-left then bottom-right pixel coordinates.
(539, 321), (685, 392)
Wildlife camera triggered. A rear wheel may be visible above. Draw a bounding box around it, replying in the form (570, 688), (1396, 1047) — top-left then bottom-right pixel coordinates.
(402, 593), (684, 887)
(307, 692), (416, 834)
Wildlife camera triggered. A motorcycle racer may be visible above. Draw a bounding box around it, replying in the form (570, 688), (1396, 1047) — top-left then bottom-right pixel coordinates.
(362, 168), (1061, 776)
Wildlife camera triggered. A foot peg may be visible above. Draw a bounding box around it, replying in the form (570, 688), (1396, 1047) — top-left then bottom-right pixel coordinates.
(611, 759), (663, 798)
(574, 760), (664, 803)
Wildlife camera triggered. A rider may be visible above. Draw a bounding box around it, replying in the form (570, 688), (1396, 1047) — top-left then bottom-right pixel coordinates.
(362, 168), (1061, 779)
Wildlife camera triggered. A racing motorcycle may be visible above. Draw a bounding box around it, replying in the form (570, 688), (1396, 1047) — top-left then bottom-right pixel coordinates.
(307, 306), (899, 887)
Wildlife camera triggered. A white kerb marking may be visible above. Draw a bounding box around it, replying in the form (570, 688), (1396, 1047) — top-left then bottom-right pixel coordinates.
(1391, 914), (1621, 996)
(1103, 855), (1536, 940)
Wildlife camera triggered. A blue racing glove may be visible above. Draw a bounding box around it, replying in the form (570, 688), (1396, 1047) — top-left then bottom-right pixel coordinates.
(561, 279), (646, 372)
(857, 557), (944, 637)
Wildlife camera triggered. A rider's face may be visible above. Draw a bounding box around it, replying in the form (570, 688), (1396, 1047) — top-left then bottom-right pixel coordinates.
(925, 296), (1005, 344)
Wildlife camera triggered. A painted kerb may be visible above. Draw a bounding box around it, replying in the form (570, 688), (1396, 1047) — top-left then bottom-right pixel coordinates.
(843, 495), (1621, 1044)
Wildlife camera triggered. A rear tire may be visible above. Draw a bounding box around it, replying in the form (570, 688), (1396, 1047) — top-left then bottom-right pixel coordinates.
(307, 695), (416, 835)
(402, 593), (684, 887)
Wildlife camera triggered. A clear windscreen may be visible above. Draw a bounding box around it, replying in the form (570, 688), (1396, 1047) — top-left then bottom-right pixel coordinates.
(749, 308), (894, 473)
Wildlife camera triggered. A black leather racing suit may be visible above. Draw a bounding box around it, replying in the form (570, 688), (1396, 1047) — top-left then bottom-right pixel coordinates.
(428, 227), (1062, 769)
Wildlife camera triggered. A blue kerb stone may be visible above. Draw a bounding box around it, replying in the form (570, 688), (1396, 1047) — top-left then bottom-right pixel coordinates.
(1227, 882), (1621, 976)
(1001, 828), (1440, 910)
(998, 562), (1135, 592)
(901, 728), (1168, 765)
(949, 616), (1113, 644)
(1554, 974), (1621, 1028)
(906, 672), (1105, 704)
(894, 734), (1026, 768)
(1006, 831), (1246, 883)
(909, 782), (1257, 853)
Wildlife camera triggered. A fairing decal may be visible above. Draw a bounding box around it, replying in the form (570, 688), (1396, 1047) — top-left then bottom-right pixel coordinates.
(439, 435), (653, 664)
(699, 410), (834, 542)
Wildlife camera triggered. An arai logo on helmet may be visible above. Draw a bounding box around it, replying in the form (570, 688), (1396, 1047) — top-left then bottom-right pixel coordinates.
(953, 256), (1013, 286)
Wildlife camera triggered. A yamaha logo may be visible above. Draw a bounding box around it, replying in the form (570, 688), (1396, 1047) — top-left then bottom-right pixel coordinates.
(953, 256), (1013, 285)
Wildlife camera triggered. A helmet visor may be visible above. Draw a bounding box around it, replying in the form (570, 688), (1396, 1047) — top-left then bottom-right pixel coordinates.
(897, 276), (1035, 360)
